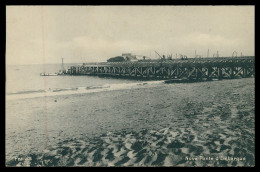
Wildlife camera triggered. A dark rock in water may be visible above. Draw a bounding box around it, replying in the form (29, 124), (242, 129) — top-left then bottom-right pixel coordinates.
(167, 140), (185, 148)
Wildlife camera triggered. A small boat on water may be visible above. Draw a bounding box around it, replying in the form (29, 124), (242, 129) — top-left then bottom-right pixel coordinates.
(40, 58), (66, 76)
(40, 72), (58, 76)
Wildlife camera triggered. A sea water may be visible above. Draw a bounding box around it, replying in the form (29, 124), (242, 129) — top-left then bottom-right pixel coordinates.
(6, 64), (165, 100)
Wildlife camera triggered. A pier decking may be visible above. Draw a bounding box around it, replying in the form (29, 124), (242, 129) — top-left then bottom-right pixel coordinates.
(66, 56), (255, 80)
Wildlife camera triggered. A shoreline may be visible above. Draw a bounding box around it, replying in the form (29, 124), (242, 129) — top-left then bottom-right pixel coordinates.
(6, 78), (255, 166)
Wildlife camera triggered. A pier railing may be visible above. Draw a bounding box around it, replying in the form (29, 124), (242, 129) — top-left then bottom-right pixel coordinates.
(66, 56), (255, 80)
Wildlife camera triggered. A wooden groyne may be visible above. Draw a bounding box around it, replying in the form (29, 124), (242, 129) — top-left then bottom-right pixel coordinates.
(65, 56), (255, 81)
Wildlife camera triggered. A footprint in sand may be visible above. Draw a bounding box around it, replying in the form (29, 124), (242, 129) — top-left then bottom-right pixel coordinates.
(167, 140), (185, 149)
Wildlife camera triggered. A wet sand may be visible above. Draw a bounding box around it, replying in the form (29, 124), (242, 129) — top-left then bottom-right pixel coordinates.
(6, 78), (255, 166)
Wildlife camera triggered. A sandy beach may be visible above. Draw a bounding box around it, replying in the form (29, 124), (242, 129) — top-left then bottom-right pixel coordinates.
(6, 78), (255, 167)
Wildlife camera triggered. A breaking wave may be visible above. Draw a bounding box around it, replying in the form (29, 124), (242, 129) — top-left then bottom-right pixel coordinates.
(6, 80), (166, 100)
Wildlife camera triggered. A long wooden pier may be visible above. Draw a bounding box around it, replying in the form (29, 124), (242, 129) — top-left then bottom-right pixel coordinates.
(66, 56), (255, 80)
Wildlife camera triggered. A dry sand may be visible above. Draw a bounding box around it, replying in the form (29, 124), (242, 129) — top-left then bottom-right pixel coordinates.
(6, 78), (255, 166)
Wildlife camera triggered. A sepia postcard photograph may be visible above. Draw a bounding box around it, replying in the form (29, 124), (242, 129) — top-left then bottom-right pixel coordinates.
(5, 5), (255, 167)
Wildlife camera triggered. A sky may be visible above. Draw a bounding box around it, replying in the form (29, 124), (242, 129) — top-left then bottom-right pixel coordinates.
(6, 6), (255, 65)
